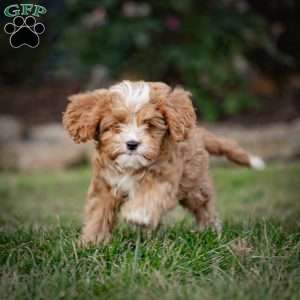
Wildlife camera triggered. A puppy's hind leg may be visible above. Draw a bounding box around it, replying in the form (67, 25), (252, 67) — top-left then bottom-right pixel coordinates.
(180, 178), (221, 234)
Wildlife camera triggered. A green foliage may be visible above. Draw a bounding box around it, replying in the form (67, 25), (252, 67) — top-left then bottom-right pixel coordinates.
(61, 0), (265, 120)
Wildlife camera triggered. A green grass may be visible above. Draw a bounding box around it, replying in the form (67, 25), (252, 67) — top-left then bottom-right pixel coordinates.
(0, 163), (300, 300)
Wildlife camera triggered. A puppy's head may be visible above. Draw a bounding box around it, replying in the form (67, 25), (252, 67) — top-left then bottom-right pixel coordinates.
(63, 81), (196, 170)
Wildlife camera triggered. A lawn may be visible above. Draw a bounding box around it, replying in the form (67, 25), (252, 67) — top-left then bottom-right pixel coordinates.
(0, 163), (299, 300)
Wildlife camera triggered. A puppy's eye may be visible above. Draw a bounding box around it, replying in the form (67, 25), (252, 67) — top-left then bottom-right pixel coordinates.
(144, 118), (166, 130)
(144, 121), (155, 129)
(111, 124), (121, 133)
(101, 123), (121, 134)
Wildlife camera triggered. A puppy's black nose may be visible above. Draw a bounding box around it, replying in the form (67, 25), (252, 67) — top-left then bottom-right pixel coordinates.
(126, 140), (139, 151)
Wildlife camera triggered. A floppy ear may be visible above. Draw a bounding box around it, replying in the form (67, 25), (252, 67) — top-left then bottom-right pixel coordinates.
(160, 88), (196, 142)
(62, 89), (111, 143)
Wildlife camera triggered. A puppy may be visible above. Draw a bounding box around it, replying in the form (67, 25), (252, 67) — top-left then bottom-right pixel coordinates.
(63, 81), (264, 245)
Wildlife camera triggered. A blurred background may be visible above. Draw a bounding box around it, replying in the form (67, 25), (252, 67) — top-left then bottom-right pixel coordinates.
(0, 0), (300, 170)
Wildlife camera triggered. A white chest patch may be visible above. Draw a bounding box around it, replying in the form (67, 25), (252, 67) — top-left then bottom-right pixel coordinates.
(103, 170), (136, 199)
(109, 80), (150, 111)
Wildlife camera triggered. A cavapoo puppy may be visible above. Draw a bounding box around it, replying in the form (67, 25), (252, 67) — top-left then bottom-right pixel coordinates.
(63, 81), (264, 245)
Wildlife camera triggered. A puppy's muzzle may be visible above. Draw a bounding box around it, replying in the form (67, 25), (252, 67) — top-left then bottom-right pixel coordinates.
(126, 140), (140, 151)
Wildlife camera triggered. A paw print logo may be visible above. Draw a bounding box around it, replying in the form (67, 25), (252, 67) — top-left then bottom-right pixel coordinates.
(4, 16), (45, 48)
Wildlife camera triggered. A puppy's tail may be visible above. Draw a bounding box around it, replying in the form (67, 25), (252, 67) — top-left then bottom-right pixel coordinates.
(201, 128), (265, 169)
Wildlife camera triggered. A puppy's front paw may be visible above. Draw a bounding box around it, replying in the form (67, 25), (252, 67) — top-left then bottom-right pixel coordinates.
(77, 233), (111, 247)
(197, 217), (222, 235)
(121, 205), (152, 227)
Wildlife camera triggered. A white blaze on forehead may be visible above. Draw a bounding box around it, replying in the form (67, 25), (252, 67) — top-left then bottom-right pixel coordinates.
(120, 117), (140, 141)
(109, 80), (150, 111)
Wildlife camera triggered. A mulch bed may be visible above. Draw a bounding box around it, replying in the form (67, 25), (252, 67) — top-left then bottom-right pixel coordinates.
(1, 79), (300, 126)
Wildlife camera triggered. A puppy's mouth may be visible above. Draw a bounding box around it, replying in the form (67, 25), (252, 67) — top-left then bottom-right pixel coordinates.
(127, 150), (137, 156)
(115, 152), (152, 170)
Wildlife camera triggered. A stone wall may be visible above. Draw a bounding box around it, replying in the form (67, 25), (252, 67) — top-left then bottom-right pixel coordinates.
(0, 115), (299, 171)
